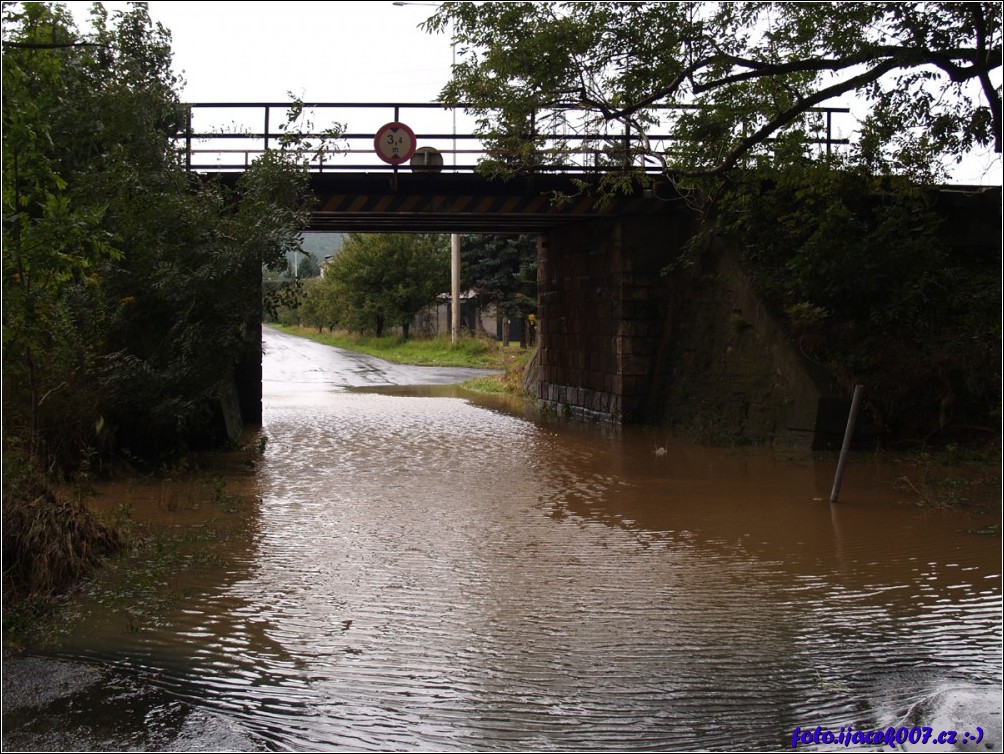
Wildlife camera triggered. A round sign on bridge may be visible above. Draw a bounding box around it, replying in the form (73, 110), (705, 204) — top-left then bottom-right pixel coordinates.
(374, 122), (417, 165)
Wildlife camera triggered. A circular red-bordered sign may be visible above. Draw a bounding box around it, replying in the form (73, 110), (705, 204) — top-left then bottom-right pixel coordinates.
(374, 122), (417, 165)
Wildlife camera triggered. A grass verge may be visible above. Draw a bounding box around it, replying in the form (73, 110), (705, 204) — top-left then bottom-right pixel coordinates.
(462, 347), (536, 397)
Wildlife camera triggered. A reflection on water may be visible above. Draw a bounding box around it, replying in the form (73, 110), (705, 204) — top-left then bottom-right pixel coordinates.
(14, 328), (1002, 751)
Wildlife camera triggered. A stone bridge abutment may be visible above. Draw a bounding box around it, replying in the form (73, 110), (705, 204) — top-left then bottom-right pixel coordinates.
(536, 213), (842, 447)
(537, 214), (689, 423)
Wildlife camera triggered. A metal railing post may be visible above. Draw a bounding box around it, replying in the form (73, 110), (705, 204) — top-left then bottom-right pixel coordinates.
(826, 110), (833, 159)
(529, 109), (537, 174)
(185, 105), (192, 171)
(624, 121), (631, 169)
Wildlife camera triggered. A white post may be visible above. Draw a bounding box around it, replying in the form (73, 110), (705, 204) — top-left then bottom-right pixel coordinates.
(451, 233), (461, 344)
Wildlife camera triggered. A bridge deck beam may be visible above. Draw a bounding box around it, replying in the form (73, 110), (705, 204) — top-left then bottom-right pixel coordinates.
(210, 171), (684, 234)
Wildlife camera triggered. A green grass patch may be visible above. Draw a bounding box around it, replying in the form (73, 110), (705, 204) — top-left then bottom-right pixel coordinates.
(463, 375), (511, 395)
(270, 324), (527, 371)
(462, 347), (536, 397)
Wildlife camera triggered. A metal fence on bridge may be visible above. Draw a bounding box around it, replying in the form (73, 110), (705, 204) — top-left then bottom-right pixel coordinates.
(179, 102), (850, 175)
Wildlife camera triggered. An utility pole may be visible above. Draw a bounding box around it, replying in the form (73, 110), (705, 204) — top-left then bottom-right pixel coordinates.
(451, 233), (461, 343)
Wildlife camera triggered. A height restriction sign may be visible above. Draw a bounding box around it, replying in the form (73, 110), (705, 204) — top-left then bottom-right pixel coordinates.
(374, 122), (417, 165)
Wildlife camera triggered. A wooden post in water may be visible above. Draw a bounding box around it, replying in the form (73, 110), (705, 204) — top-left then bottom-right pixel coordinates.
(830, 384), (864, 503)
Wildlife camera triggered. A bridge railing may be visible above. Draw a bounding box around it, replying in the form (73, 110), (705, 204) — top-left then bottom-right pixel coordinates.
(179, 101), (850, 174)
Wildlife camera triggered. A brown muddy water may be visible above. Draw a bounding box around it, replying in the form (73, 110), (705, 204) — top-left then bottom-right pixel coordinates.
(3, 326), (1001, 752)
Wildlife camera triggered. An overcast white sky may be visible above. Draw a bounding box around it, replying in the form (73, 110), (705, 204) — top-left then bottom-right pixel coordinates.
(64, 1), (1001, 185)
(68, 1), (452, 101)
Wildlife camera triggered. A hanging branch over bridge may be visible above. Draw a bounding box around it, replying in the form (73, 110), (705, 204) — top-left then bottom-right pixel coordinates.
(423, 2), (1002, 184)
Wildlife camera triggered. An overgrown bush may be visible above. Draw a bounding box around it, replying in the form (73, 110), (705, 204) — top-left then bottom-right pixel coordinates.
(713, 164), (1000, 439)
(3, 4), (312, 471)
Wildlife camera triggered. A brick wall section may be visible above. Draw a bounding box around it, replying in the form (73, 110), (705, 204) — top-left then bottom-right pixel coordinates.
(538, 221), (617, 418)
(236, 319), (263, 426)
(538, 215), (689, 421)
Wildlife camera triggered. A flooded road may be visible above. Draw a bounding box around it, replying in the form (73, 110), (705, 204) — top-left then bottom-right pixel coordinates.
(4, 326), (1001, 751)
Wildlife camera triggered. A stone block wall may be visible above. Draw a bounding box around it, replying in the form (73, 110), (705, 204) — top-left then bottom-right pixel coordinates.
(236, 319), (263, 426)
(535, 213), (841, 446)
(537, 214), (690, 421)
(537, 223), (613, 418)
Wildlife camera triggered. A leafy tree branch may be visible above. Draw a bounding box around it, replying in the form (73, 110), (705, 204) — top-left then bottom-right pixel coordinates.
(425, 1), (1002, 182)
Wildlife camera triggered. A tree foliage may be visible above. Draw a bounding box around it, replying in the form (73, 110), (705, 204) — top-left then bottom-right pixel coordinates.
(293, 276), (339, 332)
(460, 234), (537, 321)
(716, 165), (1000, 434)
(323, 233), (450, 338)
(426, 2), (1001, 184)
(2, 2), (313, 470)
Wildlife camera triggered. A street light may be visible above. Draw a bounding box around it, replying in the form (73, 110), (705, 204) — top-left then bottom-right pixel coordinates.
(393, 1), (462, 343)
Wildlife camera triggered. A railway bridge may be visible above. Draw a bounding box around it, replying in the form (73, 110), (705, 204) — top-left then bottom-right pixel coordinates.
(189, 102), (852, 446)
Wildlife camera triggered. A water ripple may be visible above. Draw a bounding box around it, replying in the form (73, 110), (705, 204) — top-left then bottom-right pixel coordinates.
(38, 330), (1000, 752)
